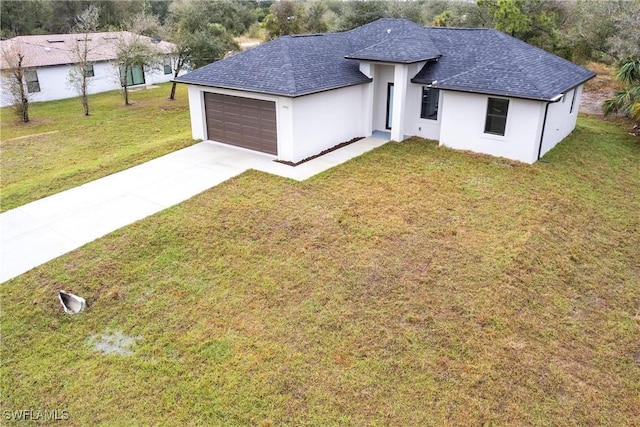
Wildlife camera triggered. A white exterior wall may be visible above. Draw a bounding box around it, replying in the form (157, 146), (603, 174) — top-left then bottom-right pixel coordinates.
(183, 76), (584, 165)
(187, 84), (365, 163)
(404, 83), (442, 141)
(439, 91), (545, 164)
(86, 62), (121, 95)
(187, 85), (207, 140)
(359, 62), (374, 136)
(368, 61), (437, 141)
(290, 84), (365, 163)
(1, 60), (178, 107)
(405, 63), (441, 141)
(539, 85), (582, 158)
(145, 64), (176, 85)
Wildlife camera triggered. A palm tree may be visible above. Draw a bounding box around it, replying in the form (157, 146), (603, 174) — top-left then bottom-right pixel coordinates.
(603, 57), (640, 123)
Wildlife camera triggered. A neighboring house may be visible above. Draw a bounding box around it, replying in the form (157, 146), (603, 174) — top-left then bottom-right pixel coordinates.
(0, 31), (179, 107)
(176, 19), (595, 164)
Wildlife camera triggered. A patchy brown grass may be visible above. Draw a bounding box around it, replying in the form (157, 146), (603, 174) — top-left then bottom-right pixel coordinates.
(584, 62), (622, 93)
(1, 115), (639, 425)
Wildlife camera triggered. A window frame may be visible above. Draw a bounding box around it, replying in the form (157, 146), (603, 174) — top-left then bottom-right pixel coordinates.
(484, 97), (509, 136)
(119, 64), (145, 87)
(85, 64), (94, 78)
(163, 57), (172, 75)
(420, 86), (439, 121)
(25, 69), (40, 93)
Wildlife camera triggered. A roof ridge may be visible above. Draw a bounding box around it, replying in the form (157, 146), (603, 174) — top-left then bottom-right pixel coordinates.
(490, 30), (557, 97)
(11, 31), (132, 41)
(427, 26), (492, 31)
(280, 38), (297, 95)
(6, 38), (72, 54)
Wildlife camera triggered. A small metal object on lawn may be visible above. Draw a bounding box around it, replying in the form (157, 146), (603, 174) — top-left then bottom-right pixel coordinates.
(58, 290), (86, 314)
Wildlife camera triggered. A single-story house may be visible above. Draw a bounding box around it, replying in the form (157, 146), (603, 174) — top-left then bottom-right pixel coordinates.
(0, 31), (179, 107)
(176, 18), (595, 164)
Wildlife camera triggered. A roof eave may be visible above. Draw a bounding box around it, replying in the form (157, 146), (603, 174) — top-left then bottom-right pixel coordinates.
(345, 54), (441, 65)
(173, 77), (373, 98)
(558, 71), (597, 94)
(433, 70), (597, 102)
(432, 85), (557, 102)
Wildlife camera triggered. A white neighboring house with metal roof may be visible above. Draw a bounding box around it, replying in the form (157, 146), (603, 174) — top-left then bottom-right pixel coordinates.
(176, 19), (595, 164)
(0, 31), (179, 107)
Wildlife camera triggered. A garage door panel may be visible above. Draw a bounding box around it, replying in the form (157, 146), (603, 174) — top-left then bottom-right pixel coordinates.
(204, 92), (278, 155)
(208, 118), (226, 127)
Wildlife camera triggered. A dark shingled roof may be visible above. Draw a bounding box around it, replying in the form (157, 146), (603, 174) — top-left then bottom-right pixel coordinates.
(174, 32), (370, 97)
(345, 36), (441, 63)
(176, 18), (595, 101)
(345, 19), (440, 63)
(413, 28), (595, 100)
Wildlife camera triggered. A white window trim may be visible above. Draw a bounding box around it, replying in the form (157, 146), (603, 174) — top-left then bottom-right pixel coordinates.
(483, 97), (510, 137)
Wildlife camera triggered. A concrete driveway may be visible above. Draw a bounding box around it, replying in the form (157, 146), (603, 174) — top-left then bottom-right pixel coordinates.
(0, 137), (388, 283)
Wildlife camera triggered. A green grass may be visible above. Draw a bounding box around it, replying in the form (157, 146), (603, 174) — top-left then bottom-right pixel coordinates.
(1, 115), (639, 425)
(0, 83), (195, 211)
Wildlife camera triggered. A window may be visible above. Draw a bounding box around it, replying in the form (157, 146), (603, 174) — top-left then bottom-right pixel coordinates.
(420, 87), (439, 120)
(85, 64), (94, 78)
(163, 57), (172, 75)
(25, 70), (40, 93)
(484, 98), (509, 136)
(119, 64), (145, 86)
(569, 89), (578, 113)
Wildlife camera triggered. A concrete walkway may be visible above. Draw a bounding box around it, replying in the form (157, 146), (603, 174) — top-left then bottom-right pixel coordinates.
(0, 136), (388, 283)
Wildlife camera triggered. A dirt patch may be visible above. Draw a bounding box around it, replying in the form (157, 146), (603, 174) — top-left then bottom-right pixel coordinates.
(88, 330), (141, 356)
(5, 130), (59, 142)
(581, 90), (639, 136)
(275, 137), (365, 166)
(129, 85), (160, 92)
(584, 62), (622, 93)
(579, 91), (609, 116)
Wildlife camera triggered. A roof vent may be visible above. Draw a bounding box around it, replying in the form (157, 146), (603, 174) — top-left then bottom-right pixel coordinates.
(387, 29), (391, 34)
(47, 39), (64, 43)
(44, 47), (51, 52)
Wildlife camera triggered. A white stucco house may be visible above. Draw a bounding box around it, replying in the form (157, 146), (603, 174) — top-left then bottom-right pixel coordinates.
(0, 31), (179, 107)
(176, 19), (595, 164)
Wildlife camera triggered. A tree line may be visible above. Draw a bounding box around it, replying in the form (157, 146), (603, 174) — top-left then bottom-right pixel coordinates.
(1, 0), (639, 123)
(3, 0), (638, 63)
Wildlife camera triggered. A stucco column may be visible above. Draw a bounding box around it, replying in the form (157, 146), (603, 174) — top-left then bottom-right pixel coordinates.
(359, 61), (374, 136)
(187, 86), (206, 140)
(391, 64), (409, 141)
(277, 97), (295, 162)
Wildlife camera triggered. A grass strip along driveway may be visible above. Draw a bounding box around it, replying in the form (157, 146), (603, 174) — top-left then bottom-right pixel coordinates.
(0, 83), (194, 212)
(1, 114), (639, 425)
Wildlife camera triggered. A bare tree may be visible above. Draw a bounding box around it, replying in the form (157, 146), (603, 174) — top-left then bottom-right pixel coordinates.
(68, 5), (100, 116)
(1, 44), (30, 122)
(112, 15), (162, 106)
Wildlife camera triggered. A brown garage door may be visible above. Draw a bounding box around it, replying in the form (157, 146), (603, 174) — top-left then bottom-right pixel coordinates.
(204, 93), (277, 155)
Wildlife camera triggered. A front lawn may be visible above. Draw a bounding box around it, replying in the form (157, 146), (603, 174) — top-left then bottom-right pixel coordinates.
(1, 115), (639, 425)
(0, 83), (194, 211)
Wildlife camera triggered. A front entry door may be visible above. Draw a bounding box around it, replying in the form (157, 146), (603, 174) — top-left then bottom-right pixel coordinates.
(386, 83), (394, 130)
